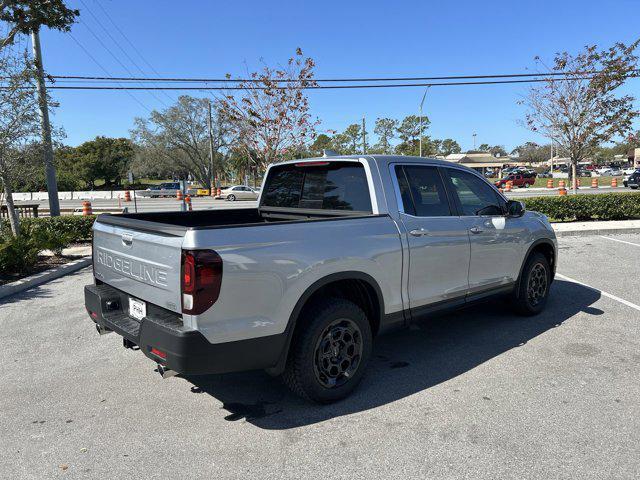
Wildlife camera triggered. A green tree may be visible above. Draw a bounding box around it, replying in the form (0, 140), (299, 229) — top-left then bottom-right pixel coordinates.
(440, 138), (462, 156)
(309, 133), (333, 156)
(70, 137), (134, 188)
(373, 117), (398, 154)
(132, 96), (231, 189)
(0, 0), (79, 48)
(343, 123), (364, 154)
(523, 41), (639, 191)
(397, 115), (427, 143)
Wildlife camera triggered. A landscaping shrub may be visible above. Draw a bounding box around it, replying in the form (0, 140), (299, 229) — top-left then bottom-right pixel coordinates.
(0, 215), (96, 276)
(522, 192), (640, 222)
(1, 215), (96, 243)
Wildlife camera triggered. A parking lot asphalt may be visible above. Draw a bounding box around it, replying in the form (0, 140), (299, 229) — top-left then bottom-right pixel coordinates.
(1, 234), (639, 479)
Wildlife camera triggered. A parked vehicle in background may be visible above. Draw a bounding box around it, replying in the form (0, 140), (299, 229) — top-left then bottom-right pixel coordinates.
(538, 170), (552, 178)
(495, 173), (536, 188)
(609, 168), (623, 176)
(219, 185), (259, 201)
(623, 170), (640, 189)
(85, 155), (557, 403)
(139, 182), (181, 198)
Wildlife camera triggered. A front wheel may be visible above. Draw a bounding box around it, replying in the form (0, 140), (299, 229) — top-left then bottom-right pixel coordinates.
(282, 298), (372, 403)
(512, 252), (551, 316)
(227, 194), (236, 201)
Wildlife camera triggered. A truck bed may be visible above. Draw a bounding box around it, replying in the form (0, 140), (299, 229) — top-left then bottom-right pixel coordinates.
(96, 207), (374, 236)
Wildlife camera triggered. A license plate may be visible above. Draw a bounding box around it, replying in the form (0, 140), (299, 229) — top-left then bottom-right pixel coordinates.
(129, 297), (146, 320)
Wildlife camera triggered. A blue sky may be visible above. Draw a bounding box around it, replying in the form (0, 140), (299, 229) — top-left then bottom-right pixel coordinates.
(25, 0), (640, 150)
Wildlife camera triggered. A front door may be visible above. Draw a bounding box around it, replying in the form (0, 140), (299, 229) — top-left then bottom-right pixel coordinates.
(393, 165), (471, 316)
(443, 167), (523, 295)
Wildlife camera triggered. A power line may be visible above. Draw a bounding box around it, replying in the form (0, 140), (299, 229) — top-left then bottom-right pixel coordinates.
(18, 75), (636, 91)
(65, 31), (152, 112)
(75, 2), (169, 107)
(42, 69), (634, 84)
(80, 0), (175, 104)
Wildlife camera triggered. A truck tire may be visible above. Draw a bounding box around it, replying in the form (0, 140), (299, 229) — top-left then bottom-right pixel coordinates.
(282, 298), (372, 403)
(512, 252), (551, 316)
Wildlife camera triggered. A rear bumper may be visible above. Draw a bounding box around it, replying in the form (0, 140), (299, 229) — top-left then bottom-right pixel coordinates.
(84, 283), (287, 376)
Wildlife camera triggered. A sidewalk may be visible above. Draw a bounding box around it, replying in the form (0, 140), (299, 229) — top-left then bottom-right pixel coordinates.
(552, 219), (640, 237)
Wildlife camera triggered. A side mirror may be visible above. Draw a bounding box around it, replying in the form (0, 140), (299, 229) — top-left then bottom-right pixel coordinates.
(507, 200), (525, 217)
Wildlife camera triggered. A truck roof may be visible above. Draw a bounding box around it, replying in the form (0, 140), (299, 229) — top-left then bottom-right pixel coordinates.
(272, 154), (473, 171)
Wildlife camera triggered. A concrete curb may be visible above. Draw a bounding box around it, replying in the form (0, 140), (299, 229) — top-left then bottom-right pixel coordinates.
(0, 257), (91, 300)
(553, 227), (640, 237)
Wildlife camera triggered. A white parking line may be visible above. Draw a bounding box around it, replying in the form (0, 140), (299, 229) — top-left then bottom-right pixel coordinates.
(556, 273), (640, 312)
(599, 235), (640, 247)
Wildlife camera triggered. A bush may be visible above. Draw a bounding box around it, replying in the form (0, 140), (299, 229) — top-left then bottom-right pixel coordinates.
(522, 192), (640, 222)
(0, 234), (41, 274)
(0, 215), (96, 276)
(1, 215), (96, 243)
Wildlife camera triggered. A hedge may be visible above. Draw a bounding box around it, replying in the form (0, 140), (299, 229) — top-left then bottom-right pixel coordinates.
(1, 215), (96, 243)
(1, 215), (96, 276)
(521, 192), (640, 222)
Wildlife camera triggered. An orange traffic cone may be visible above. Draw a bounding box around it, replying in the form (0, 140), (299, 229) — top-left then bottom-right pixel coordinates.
(176, 190), (183, 201)
(611, 178), (618, 188)
(124, 190), (131, 202)
(505, 180), (513, 192)
(82, 200), (92, 216)
(217, 187), (221, 197)
(185, 195), (192, 211)
(546, 179), (554, 189)
(591, 178), (598, 188)
(558, 180), (566, 189)
(559, 188), (568, 196)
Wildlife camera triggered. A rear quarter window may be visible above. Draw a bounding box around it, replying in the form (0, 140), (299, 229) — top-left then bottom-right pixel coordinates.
(261, 162), (372, 212)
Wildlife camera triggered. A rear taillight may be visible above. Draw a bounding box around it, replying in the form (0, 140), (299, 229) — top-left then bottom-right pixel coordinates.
(181, 250), (223, 315)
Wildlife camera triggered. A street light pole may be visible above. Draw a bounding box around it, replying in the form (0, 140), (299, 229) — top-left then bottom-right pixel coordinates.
(31, 29), (60, 216)
(473, 132), (477, 150)
(418, 87), (429, 157)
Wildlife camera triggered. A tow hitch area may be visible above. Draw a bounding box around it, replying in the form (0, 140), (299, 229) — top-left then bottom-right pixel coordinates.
(157, 364), (177, 379)
(123, 338), (139, 350)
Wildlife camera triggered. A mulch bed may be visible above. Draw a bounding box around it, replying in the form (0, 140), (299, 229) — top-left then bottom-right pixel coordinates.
(0, 255), (82, 286)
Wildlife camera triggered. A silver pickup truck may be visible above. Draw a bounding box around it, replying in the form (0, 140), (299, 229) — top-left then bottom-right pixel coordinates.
(85, 155), (557, 403)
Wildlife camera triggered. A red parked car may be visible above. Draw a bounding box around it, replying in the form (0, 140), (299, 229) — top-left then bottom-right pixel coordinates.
(494, 173), (536, 188)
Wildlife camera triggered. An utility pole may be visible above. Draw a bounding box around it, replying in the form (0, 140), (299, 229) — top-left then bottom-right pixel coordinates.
(419, 87), (429, 157)
(472, 132), (477, 150)
(362, 117), (367, 154)
(207, 99), (215, 191)
(31, 29), (60, 216)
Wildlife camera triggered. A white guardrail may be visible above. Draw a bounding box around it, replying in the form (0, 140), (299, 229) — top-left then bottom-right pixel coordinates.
(11, 190), (142, 201)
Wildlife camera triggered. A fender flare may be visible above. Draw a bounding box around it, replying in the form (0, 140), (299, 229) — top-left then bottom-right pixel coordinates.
(515, 238), (557, 296)
(267, 271), (385, 376)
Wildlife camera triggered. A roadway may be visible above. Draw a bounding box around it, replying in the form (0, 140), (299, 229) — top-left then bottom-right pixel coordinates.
(22, 185), (635, 213)
(1, 233), (639, 478)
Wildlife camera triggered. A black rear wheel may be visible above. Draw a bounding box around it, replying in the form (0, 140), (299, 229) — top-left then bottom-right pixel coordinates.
(282, 298), (372, 403)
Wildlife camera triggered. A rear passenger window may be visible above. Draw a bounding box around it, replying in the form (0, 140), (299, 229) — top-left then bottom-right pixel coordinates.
(261, 162), (372, 212)
(395, 165), (452, 217)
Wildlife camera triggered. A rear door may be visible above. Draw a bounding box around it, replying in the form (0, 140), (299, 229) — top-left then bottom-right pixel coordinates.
(392, 164), (471, 314)
(442, 167), (524, 295)
(93, 221), (184, 313)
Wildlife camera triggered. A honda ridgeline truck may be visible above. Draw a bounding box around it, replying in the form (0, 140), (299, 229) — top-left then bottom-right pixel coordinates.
(85, 155), (557, 403)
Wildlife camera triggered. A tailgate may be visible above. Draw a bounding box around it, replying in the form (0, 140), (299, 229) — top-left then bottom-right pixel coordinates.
(92, 220), (184, 313)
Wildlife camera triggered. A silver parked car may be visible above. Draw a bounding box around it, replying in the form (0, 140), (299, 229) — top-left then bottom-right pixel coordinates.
(220, 185), (259, 201)
(86, 155), (557, 403)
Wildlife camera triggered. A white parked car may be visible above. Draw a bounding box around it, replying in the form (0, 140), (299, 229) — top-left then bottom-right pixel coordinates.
(220, 185), (259, 201)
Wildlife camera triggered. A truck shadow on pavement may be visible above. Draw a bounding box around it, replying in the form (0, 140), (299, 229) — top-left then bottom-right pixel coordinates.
(186, 279), (601, 429)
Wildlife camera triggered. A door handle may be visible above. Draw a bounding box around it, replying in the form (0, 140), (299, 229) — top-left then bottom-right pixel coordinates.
(469, 226), (483, 234)
(409, 228), (429, 237)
